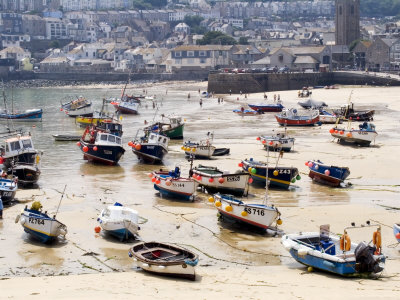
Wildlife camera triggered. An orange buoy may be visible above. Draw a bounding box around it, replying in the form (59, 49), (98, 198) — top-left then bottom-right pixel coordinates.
(218, 178), (224, 184)
(151, 177), (156, 183)
(94, 226), (101, 233)
(340, 232), (351, 251)
(128, 141), (133, 147)
(76, 141), (81, 147)
(93, 146), (98, 151)
(329, 128), (334, 133)
(373, 228), (382, 254)
(209, 178), (214, 183)
(135, 144), (141, 150)
(82, 146), (89, 152)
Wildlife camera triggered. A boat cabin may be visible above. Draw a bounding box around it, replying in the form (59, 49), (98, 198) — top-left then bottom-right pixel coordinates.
(97, 122), (123, 137)
(96, 132), (122, 146)
(359, 122), (375, 131)
(3, 134), (35, 157)
(147, 133), (169, 147)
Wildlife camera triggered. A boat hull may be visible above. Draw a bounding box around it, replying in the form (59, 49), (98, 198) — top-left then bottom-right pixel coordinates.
(162, 124), (184, 139)
(183, 143), (215, 159)
(0, 178), (17, 204)
(0, 109), (43, 121)
(331, 129), (377, 146)
(80, 141), (125, 165)
(394, 224), (400, 243)
(248, 104), (284, 112)
(152, 172), (197, 201)
(242, 159), (299, 189)
(65, 105), (94, 117)
(11, 164), (41, 186)
(213, 194), (279, 231)
(113, 102), (139, 114)
(275, 114), (320, 126)
(260, 136), (295, 152)
(132, 145), (168, 164)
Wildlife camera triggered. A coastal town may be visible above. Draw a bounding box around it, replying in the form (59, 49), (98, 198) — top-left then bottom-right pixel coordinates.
(0, 1), (400, 299)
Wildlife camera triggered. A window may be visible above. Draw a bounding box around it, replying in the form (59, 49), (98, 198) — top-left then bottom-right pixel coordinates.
(200, 58), (206, 63)
(10, 141), (21, 151)
(339, 6), (342, 15)
(187, 58), (194, 64)
(279, 54), (283, 62)
(116, 137), (121, 144)
(101, 135), (107, 141)
(351, 5), (354, 15)
(108, 135), (115, 143)
(175, 59), (181, 64)
(22, 139), (32, 149)
(175, 51), (182, 57)
(199, 51), (206, 56)
(187, 51), (194, 57)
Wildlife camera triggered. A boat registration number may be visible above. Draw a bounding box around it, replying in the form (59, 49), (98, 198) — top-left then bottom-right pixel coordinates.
(226, 176), (240, 182)
(244, 208), (265, 216)
(197, 146), (209, 150)
(172, 183), (185, 187)
(28, 217), (45, 225)
(2, 191), (11, 197)
(104, 150), (112, 154)
(278, 169), (291, 174)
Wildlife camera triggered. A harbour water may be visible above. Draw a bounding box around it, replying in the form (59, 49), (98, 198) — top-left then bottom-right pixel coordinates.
(0, 82), (399, 278)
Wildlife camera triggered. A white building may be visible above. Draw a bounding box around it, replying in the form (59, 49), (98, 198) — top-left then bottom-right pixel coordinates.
(44, 18), (68, 40)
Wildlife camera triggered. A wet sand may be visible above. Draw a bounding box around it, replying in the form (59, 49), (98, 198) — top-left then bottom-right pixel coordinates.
(1, 82), (400, 298)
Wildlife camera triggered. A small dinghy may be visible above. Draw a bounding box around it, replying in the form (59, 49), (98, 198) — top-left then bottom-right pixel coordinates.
(248, 102), (284, 113)
(282, 223), (386, 277)
(52, 134), (81, 141)
(210, 193), (281, 232)
(0, 171), (18, 204)
(394, 223), (400, 243)
(182, 132), (229, 159)
(97, 202), (140, 241)
(298, 98), (327, 109)
(307, 160), (350, 187)
(257, 128), (295, 152)
(151, 167), (198, 201)
(128, 241), (199, 280)
(17, 201), (67, 243)
(319, 110), (341, 124)
(233, 109), (263, 116)
(192, 165), (250, 196)
(330, 122), (377, 146)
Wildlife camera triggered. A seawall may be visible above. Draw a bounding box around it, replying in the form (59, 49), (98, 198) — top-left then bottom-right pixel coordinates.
(207, 71), (400, 94)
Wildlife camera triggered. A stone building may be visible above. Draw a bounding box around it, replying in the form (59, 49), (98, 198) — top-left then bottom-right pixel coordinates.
(335, 0), (360, 46)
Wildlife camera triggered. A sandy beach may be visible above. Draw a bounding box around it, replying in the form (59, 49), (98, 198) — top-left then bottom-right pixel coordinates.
(1, 82), (400, 299)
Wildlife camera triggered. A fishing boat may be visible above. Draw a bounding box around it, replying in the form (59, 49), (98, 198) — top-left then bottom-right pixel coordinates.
(281, 223), (386, 277)
(248, 102), (284, 112)
(128, 241), (199, 280)
(330, 122), (377, 146)
(61, 96), (94, 117)
(1, 132), (39, 169)
(275, 108), (320, 126)
(52, 134), (81, 141)
(233, 109), (263, 116)
(0, 108), (43, 121)
(10, 163), (41, 187)
(334, 102), (374, 121)
(111, 99), (140, 114)
(297, 87), (312, 98)
(0, 171), (18, 204)
(319, 110), (341, 124)
(17, 201), (67, 243)
(298, 98), (327, 109)
(241, 158), (300, 190)
(393, 224), (400, 243)
(210, 192), (282, 231)
(307, 160), (350, 187)
(129, 131), (169, 164)
(97, 202), (140, 241)
(151, 166), (198, 201)
(78, 123), (125, 165)
(145, 115), (184, 139)
(182, 132), (229, 159)
(257, 129), (295, 152)
(75, 99), (117, 126)
(191, 165), (250, 196)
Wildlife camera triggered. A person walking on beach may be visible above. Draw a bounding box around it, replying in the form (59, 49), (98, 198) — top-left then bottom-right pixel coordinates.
(199, 98), (203, 107)
(229, 89), (232, 95)
(188, 93), (190, 99)
(0, 196), (3, 219)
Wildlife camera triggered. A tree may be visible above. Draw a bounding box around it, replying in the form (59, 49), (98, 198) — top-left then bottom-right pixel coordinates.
(49, 40), (60, 49)
(197, 31), (237, 45)
(239, 37), (249, 45)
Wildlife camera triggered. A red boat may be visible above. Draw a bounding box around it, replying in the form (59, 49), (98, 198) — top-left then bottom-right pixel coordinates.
(275, 109), (320, 126)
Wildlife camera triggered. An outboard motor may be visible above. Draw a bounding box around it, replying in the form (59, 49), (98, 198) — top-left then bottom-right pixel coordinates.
(354, 242), (384, 273)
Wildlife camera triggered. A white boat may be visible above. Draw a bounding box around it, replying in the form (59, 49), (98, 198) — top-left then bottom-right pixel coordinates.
(258, 129), (295, 152)
(330, 122), (377, 146)
(152, 167), (198, 201)
(192, 165), (250, 196)
(210, 193), (281, 231)
(112, 100), (140, 114)
(128, 241), (199, 280)
(281, 224), (385, 277)
(61, 96), (94, 117)
(182, 140), (216, 159)
(319, 110), (342, 124)
(97, 203), (140, 241)
(18, 201), (67, 243)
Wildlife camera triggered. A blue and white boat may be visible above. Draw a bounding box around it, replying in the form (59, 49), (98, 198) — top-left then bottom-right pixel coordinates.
(307, 160), (350, 187)
(210, 193), (281, 232)
(330, 122), (377, 146)
(0, 108), (42, 121)
(0, 171), (18, 204)
(97, 202), (140, 241)
(281, 225), (386, 277)
(152, 167), (198, 201)
(130, 130), (169, 164)
(18, 202), (67, 243)
(111, 99), (140, 114)
(258, 129), (295, 152)
(241, 158), (300, 190)
(394, 223), (400, 243)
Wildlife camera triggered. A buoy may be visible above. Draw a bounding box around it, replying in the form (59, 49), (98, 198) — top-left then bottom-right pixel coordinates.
(396, 232), (400, 240)
(208, 177), (214, 183)
(334, 130), (338, 134)
(76, 141), (81, 147)
(339, 131), (344, 135)
(256, 137), (261, 141)
(60, 108), (63, 111)
(151, 177), (156, 183)
(308, 162), (313, 168)
(82, 146), (89, 152)
(273, 170), (278, 176)
(165, 180), (172, 186)
(347, 133), (352, 138)
(208, 197), (214, 203)
(238, 162), (243, 168)
(329, 128), (334, 133)
(215, 201), (222, 207)
(218, 178), (224, 184)
(296, 175), (301, 180)
(277, 219), (282, 225)
(225, 205), (233, 212)
(262, 140), (266, 144)
(94, 226), (101, 233)
(251, 168), (257, 174)
(291, 178), (296, 183)
(307, 266), (314, 272)
(248, 177), (253, 184)
(147, 173), (153, 178)
(135, 144), (141, 150)
(197, 175), (202, 181)
(93, 146), (98, 151)
(269, 141), (273, 146)
(155, 179), (161, 184)
(324, 170), (330, 176)
(0, 157), (3, 164)
(241, 211), (248, 217)
(191, 148), (196, 152)
(181, 146), (184, 150)
(304, 161), (309, 166)
(128, 141), (133, 147)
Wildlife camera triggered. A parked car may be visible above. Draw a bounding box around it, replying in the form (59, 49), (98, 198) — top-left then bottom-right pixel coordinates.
(266, 67), (278, 73)
(278, 66), (290, 73)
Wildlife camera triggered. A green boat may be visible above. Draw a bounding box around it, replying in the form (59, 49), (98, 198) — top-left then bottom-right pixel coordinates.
(146, 116), (184, 139)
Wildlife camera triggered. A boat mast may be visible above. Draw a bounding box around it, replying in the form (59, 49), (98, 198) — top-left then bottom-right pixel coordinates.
(54, 185), (67, 218)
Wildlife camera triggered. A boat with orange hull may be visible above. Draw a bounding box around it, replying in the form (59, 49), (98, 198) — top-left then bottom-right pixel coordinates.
(275, 109), (320, 126)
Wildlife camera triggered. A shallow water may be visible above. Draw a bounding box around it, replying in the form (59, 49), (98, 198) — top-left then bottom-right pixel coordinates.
(0, 82), (399, 277)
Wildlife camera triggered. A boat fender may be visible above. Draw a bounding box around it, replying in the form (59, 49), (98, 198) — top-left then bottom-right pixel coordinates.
(322, 260), (335, 269)
(59, 228), (68, 236)
(185, 258), (199, 267)
(373, 228), (382, 254)
(20, 216), (26, 225)
(340, 232), (351, 252)
(15, 214), (20, 223)
(297, 247), (308, 256)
